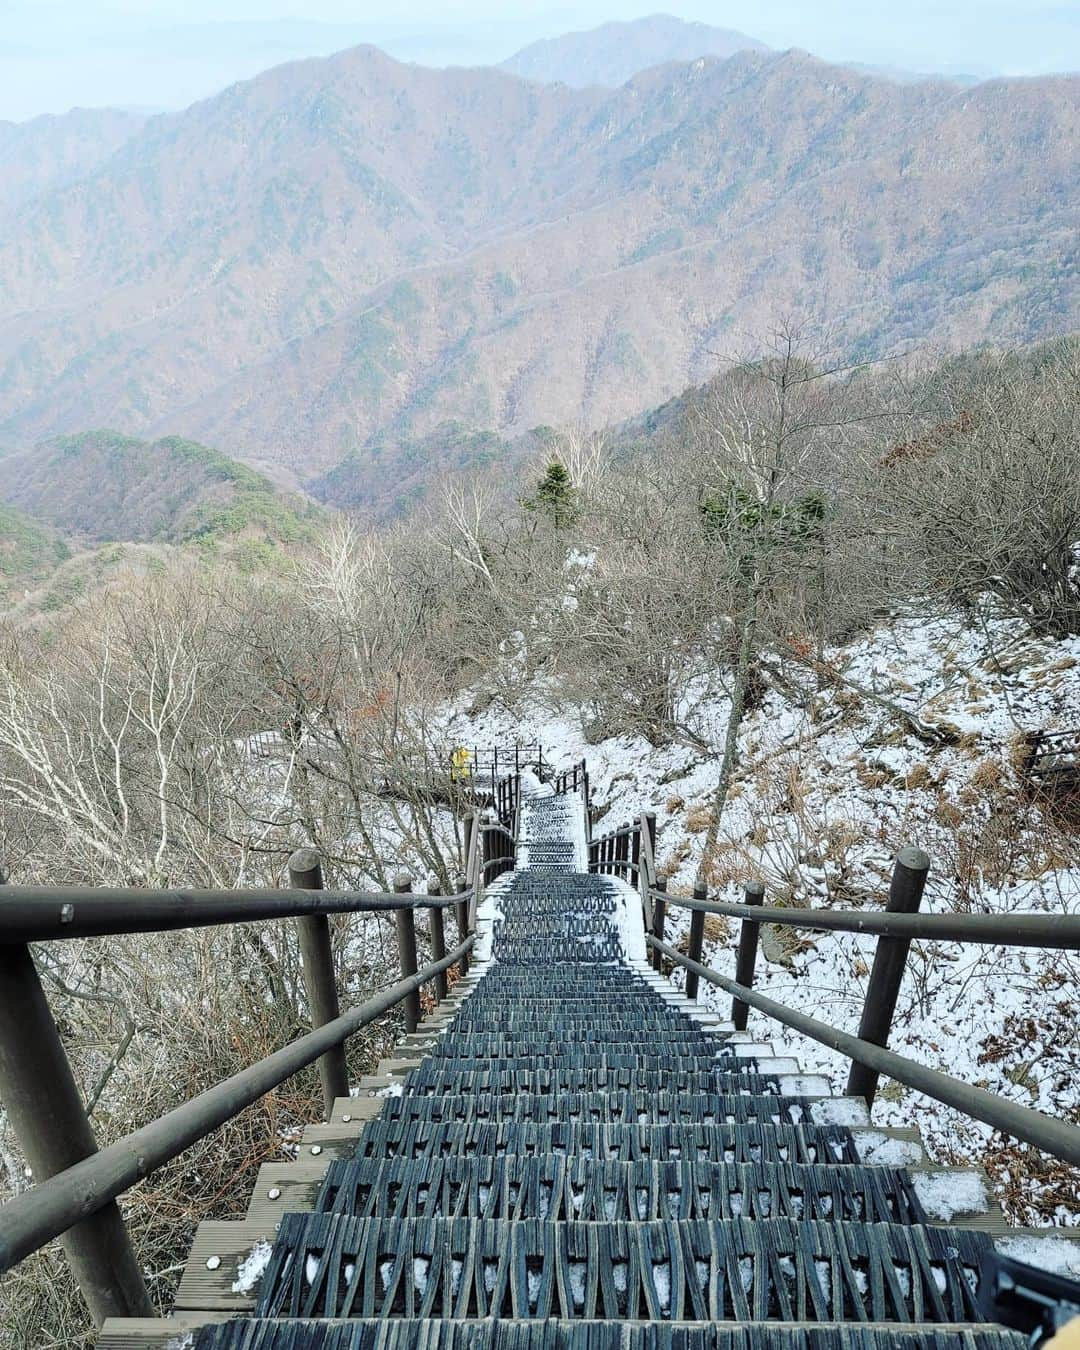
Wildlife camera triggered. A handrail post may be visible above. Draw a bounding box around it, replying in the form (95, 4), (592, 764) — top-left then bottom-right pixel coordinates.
(846, 846), (931, 1107)
(731, 880), (765, 1031)
(463, 812), (477, 879)
(463, 810), (481, 932)
(455, 875), (470, 975)
(427, 877), (448, 1004)
(288, 849), (348, 1119)
(0, 943), (154, 1325)
(393, 874), (421, 1034)
(641, 813), (657, 872)
(638, 813), (656, 932)
(685, 884), (707, 1000)
(651, 876), (667, 973)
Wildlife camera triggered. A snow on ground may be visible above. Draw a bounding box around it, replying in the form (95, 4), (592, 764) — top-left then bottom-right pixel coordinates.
(444, 609), (1080, 1226)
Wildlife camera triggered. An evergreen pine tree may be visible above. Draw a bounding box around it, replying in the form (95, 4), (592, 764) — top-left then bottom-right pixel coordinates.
(526, 460), (579, 528)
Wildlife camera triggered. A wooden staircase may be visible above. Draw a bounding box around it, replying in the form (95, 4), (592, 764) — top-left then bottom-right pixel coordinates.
(99, 786), (1065, 1348)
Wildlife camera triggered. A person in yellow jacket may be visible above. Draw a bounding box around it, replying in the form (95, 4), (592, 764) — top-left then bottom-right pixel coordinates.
(450, 746), (473, 782)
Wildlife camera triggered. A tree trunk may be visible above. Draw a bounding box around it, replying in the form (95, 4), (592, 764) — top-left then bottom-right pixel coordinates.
(696, 584), (759, 889)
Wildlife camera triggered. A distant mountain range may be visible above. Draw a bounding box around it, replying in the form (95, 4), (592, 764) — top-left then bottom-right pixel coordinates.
(0, 430), (323, 613)
(0, 31), (1075, 517)
(500, 15), (769, 88)
(498, 17), (989, 92)
(0, 107), (146, 213)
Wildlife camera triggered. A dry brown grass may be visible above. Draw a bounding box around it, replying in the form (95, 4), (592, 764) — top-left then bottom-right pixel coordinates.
(968, 756), (1002, 791)
(684, 804), (711, 833)
(904, 762), (933, 790)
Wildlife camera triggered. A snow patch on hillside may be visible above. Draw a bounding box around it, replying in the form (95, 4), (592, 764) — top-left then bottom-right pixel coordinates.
(445, 609), (1080, 1225)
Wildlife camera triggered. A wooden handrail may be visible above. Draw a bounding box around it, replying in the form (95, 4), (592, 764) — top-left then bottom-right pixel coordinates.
(650, 886), (1080, 948)
(648, 933), (1080, 1167)
(0, 937), (474, 1281)
(0, 882), (469, 945)
(0, 842), (480, 1325)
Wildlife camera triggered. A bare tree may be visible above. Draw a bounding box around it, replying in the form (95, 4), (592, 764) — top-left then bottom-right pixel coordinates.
(885, 338), (1080, 638)
(687, 322), (893, 884)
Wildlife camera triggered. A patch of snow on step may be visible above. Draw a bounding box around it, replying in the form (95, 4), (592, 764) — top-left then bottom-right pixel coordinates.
(564, 790), (589, 869)
(779, 1074), (831, 1097)
(913, 1170), (989, 1220)
(809, 1097), (870, 1126)
(232, 1239), (273, 1294)
(520, 769), (552, 798)
(601, 875), (648, 964)
(852, 1130), (924, 1165)
(997, 1234), (1080, 1278)
(472, 880), (508, 966)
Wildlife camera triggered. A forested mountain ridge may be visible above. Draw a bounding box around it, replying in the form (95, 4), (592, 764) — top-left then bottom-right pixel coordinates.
(0, 430), (319, 547)
(0, 44), (1075, 492)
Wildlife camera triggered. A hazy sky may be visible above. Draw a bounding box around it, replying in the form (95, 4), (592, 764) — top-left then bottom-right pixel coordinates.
(1, 1), (1077, 121)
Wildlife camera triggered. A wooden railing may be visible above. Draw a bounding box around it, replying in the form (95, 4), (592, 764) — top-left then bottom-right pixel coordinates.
(0, 802), (513, 1325)
(587, 812), (1080, 1168)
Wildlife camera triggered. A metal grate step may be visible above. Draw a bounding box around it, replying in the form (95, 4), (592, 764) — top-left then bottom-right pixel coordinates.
(254, 1215), (993, 1323)
(313, 1157), (928, 1224)
(397, 1068), (782, 1098)
(193, 1319), (1026, 1349)
(424, 1046), (735, 1066)
(446, 1017), (717, 1037)
(446, 1009), (709, 1024)
(371, 1092), (818, 1127)
(348, 1120), (860, 1165)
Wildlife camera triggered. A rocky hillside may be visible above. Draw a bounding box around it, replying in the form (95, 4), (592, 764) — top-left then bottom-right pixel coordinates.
(0, 45), (1075, 492)
(0, 107), (146, 214)
(500, 14), (768, 87)
(0, 431), (319, 548)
